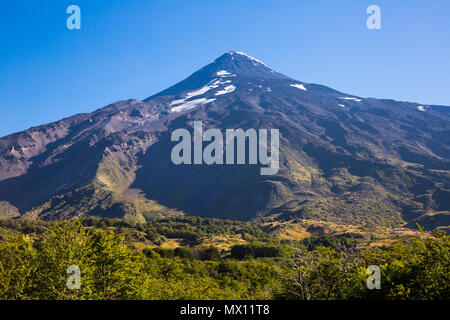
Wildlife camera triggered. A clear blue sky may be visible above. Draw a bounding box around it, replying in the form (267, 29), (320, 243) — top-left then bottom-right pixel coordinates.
(1, 0), (449, 137)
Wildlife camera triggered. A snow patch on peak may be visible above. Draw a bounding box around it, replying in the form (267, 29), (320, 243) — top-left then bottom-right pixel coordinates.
(185, 86), (214, 100)
(290, 83), (307, 91)
(340, 97), (362, 102)
(170, 77), (234, 111)
(171, 78), (227, 105)
(417, 106), (426, 112)
(217, 70), (232, 76)
(215, 85), (236, 96)
(170, 98), (216, 113)
(170, 98), (187, 105)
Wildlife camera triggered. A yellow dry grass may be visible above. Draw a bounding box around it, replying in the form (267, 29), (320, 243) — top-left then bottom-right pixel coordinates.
(263, 218), (425, 246)
(200, 235), (247, 251)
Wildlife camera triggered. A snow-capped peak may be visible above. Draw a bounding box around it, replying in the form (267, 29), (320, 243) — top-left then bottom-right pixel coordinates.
(227, 51), (266, 66)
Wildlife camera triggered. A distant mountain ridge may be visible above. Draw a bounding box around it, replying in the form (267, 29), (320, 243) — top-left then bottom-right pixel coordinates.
(0, 52), (449, 229)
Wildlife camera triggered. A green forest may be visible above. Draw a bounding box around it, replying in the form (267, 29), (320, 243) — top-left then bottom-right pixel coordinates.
(0, 217), (448, 300)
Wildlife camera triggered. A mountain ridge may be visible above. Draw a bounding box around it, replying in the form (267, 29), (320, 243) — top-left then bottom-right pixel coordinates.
(0, 52), (449, 228)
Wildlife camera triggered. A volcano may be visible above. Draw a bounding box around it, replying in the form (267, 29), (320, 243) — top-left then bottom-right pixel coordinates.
(0, 51), (449, 228)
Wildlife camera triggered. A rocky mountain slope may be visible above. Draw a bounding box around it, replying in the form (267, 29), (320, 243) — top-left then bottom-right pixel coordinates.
(1, 52), (449, 228)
